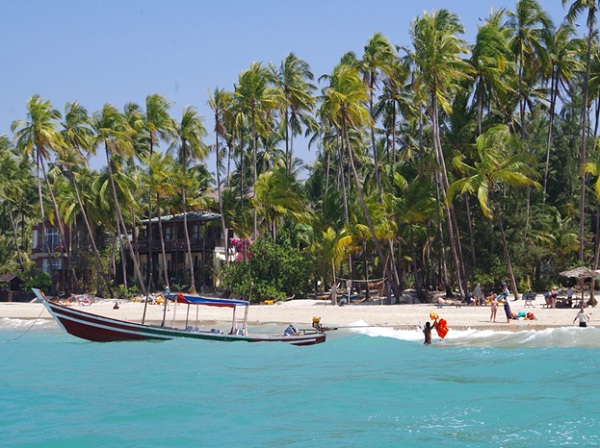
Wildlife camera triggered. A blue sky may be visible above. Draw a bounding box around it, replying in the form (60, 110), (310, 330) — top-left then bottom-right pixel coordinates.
(1, 1), (571, 171)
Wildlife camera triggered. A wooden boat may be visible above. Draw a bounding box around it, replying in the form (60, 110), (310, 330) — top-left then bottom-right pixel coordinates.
(32, 288), (326, 346)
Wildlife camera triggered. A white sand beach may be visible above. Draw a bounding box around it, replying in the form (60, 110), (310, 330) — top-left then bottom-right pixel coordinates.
(0, 295), (594, 330)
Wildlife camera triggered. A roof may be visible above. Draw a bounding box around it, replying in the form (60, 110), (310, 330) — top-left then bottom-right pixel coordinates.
(141, 212), (221, 224)
(0, 274), (21, 283)
(167, 293), (249, 308)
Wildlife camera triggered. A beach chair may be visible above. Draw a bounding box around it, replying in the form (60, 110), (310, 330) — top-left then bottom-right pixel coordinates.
(436, 298), (462, 308)
(522, 293), (536, 307)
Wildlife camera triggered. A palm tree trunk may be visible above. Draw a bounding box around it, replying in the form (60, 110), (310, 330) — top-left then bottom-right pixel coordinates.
(579, 15), (594, 262)
(492, 193), (519, 300)
(431, 94), (465, 297)
(156, 195), (170, 291)
(105, 145), (146, 296)
(68, 171), (113, 297)
(42, 166), (80, 293)
(342, 119), (402, 301)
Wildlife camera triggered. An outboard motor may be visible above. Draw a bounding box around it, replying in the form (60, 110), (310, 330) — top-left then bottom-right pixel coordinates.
(284, 324), (297, 336)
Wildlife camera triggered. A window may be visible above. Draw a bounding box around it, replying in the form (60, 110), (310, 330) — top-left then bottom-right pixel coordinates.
(44, 228), (59, 251)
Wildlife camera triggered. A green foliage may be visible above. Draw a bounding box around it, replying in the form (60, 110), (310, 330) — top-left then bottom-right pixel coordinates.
(221, 235), (313, 302)
(21, 271), (52, 292)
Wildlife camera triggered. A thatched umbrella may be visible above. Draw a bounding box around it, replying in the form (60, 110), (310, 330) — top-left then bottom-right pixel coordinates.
(559, 267), (600, 306)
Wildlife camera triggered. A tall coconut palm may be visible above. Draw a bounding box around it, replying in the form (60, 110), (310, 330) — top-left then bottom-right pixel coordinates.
(208, 89), (234, 269)
(448, 125), (541, 300)
(410, 9), (473, 296)
(470, 8), (514, 135)
(234, 62), (281, 238)
(542, 23), (580, 197)
(506, 0), (553, 137)
(320, 63), (402, 300)
(359, 32), (398, 197)
(92, 103), (146, 296)
(140, 151), (179, 291)
(143, 94), (177, 290)
(562, 0), (598, 261)
(270, 53), (317, 176)
(60, 102), (114, 297)
(11, 96), (76, 292)
(171, 105), (208, 293)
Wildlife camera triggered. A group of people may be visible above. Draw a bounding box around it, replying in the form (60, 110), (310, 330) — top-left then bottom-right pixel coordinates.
(543, 286), (576, 308)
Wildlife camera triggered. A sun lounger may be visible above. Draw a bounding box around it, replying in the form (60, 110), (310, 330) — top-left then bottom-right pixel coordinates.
(522, 293), (536, 307)
(436, 298), (462, 308)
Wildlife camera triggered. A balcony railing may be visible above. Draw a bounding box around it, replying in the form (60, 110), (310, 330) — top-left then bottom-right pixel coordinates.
(133, 237), (221, 252)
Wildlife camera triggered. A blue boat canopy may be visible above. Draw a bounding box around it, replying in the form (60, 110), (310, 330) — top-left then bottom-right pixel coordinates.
(166, 293), (249, 308)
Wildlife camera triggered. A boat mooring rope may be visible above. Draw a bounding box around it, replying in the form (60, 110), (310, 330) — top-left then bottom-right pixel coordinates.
(0, 304), (47, 343)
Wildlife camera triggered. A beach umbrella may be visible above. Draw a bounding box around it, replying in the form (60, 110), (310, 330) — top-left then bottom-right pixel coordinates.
(559, 267), (600, 304)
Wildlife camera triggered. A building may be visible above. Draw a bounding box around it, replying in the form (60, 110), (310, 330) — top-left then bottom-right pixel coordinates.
(30, 221), (72, 293)
(135, 212), (230, 290)
(0, 274), (29, 302)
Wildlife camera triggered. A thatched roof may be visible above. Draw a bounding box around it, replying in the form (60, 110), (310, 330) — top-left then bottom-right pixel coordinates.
(559, 267), (600, 279)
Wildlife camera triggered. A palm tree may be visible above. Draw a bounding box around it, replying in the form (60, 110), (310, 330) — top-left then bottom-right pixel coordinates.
(562, 0), (598, 262)
(59, 102), (114, 297)
(448, 125), (541, 300)
(253, 167), (308, 241)
(11, 96), (76, 292)
(171, 105), (208, 293)
(542, 23), (580, 197)
(143, 94), (177, 290)
(320, 63), (402, 300)
(506, 0), (553, 137)
(470, 8), (514, 135)
(0, 136), (30, 271)
(410, 9), (473, 296)
(270, 53), (317, 175)
(92, 103), (147, 296)
(208, 89), (234, 268)
(360, 32), (398, 197)
(234, 62), (281, 238)
(140, 151), (178, 291)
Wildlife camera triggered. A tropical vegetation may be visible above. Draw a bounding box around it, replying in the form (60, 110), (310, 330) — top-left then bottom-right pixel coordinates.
(2, 1), (600, 302)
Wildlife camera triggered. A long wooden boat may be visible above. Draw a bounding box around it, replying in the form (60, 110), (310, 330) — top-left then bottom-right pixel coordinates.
(32, 289), (326, 346)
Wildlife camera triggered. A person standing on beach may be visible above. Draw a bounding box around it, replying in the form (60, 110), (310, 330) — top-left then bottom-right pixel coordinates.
(551, 287), (558, 309)
(490, 294), (498, 322)
(573, 306), (590, 328)
(503, 297), (513, 322)
(475, 283), (483, 305)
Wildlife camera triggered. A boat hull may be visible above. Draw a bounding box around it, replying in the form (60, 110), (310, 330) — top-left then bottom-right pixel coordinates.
(33, 290), (325, 346)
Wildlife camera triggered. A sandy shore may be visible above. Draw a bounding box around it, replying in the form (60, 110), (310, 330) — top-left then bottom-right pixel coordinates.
(0, 296), (594, 330)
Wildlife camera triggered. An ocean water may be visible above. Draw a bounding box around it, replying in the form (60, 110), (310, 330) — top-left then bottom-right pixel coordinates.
(1, 318), (598, 448)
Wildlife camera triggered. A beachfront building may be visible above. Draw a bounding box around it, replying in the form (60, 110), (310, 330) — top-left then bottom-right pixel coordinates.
(135, 212), (230, 291)
(30, 221), (72, 294)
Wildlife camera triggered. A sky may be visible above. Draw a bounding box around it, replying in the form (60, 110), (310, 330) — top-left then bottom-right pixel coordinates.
(0, 1), (573, 172)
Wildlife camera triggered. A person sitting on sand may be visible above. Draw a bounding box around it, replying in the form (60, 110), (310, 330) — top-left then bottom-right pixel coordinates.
(573, 306), (590, 328)
(423, 321), (433, 344)
(465, 291), (475, 306)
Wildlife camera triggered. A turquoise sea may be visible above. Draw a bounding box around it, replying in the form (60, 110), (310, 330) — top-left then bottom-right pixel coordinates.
(1, 318), (598, 447)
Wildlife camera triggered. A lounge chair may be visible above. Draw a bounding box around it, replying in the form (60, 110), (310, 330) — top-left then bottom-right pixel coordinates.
(522, 293), (536, 307)
(436, 297), (462, 308)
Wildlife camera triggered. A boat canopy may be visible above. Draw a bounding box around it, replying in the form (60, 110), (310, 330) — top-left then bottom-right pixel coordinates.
(167, 293), (249, 308)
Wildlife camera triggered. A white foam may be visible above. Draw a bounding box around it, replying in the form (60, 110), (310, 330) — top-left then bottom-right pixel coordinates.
(348, 321), (600, 347)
